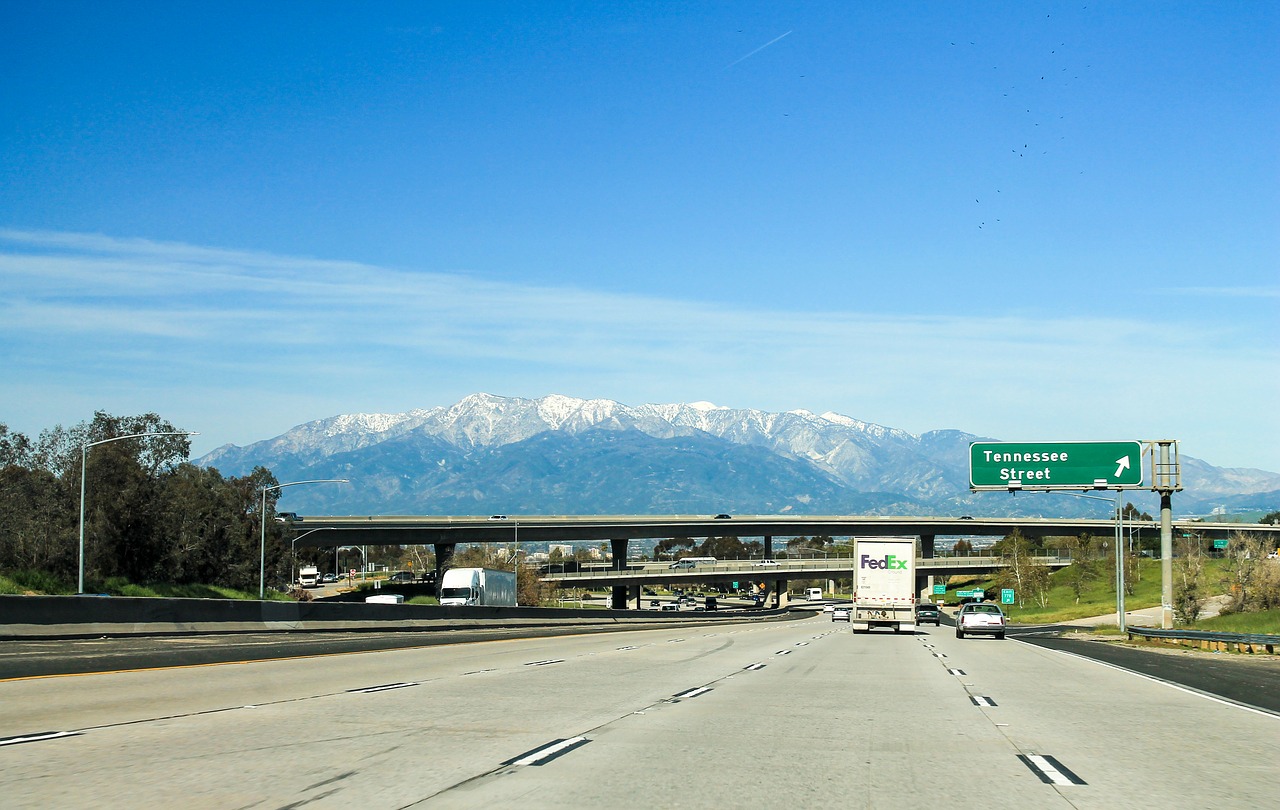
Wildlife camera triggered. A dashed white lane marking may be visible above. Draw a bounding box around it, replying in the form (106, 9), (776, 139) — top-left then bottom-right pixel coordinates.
(0, 731), (81, 747)
(348, 681), (417, 693)
(504, 737), (591, 766)
(1019, 754), (1086, 785)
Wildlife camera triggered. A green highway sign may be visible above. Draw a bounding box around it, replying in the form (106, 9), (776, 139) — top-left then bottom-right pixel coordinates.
(933, 584), (946, 595)
(1001, 589), (1015, 605)
(957, 588), (984, 598)
(969, 441), (1144, 491)
(1213, 539), (1228, 550)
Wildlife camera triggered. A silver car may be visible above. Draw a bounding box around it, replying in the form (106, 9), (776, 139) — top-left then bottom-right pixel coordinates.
(955, 602), (1006, 639)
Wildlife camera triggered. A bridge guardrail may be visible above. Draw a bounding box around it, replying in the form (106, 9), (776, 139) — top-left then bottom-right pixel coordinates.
(1125, 625), (1279, 655)
(540, 555), (1073, 581)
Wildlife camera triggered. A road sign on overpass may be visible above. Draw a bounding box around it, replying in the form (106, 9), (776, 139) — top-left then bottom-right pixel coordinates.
(969, 441), (1144, 491)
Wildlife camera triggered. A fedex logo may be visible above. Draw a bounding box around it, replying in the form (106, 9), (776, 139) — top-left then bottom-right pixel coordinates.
(860, 554), (908, 570)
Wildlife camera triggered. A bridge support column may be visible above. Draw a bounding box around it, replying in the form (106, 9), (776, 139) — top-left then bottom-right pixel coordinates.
(919, 534), (935, 603)
(611, 538), (629, 610)
(629, 583), (641, 610)
(763, 535), (773, 560)
(434, 543), (456, 584)
(773, 579), (789, 608)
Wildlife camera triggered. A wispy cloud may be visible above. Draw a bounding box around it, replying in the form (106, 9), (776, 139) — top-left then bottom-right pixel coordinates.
(1, 229), (1275, 467)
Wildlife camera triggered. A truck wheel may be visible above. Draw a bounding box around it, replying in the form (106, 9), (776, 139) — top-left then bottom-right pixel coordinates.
(892, 625), (900, 633)
(955, 628), (964, 639)
(995, 632), (1005, 640)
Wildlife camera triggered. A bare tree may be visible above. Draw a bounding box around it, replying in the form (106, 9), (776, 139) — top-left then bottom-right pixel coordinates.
(1173, 535), (1207, 626)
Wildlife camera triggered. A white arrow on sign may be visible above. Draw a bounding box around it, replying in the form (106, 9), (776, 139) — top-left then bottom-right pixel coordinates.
(1114, 456), (1131, 478)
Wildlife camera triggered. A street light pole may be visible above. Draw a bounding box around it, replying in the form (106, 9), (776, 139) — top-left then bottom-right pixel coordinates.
(1052, 489), (1126, 631)
(78, 430), (198, 594)
(259, 479), (348, 599)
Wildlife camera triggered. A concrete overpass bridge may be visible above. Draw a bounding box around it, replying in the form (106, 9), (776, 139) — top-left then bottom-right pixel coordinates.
(540, 553), (1074, 609)
(287, 513), (1275, 608)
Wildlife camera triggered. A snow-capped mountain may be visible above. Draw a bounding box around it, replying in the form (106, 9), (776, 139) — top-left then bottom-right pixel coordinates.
(196, 393), (1280, 518)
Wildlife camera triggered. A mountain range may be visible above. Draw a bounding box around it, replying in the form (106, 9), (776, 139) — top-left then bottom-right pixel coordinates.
(196, 393), (1280, 520)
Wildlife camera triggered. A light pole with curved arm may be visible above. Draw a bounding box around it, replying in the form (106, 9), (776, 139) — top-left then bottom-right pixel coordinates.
(259, 479), (348, 598)
(79, 430), (199, 593)
(1052, 489), (1126, 630)
(287, 528), (335, 586)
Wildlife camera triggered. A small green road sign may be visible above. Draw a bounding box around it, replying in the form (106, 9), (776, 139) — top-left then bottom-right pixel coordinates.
(1001, 589), (1015, 604)
(957, 588), (984, 598)
(933, 584), (946, 595)
(970, 441), (1144, 491)
(1213, 539), (1228, 550)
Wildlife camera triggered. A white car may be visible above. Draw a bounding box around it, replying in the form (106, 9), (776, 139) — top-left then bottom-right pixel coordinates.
(823, 604), (837, 613)
(832, 607), (851, 622)
(754, 559), (780, 567)
(955, 602), (1006, 639)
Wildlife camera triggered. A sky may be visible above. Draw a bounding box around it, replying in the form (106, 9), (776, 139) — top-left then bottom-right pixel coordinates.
(1, 1), (1277, 470)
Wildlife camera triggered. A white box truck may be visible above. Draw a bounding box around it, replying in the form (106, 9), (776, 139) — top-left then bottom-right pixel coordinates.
(299, 565), (320, 588)
(851, 537), (916, 633)
(437, 567), (518, 607)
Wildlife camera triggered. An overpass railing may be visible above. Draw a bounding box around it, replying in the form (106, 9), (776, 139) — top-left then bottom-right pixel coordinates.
(540, 555), (1073, 581)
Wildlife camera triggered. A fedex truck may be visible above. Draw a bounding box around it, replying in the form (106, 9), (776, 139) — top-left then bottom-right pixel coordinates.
(437, 567), (518, 607)
(851, 537), (916, 633)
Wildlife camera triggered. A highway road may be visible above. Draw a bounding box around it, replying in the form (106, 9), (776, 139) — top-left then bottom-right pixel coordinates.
(2, 615), (1277, 808)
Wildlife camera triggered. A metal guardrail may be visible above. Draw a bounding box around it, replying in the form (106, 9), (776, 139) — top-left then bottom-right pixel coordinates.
(1126, 625), (1279, 654)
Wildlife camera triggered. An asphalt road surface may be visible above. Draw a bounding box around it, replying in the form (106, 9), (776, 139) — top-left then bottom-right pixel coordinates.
(2, 614), (1277, 808)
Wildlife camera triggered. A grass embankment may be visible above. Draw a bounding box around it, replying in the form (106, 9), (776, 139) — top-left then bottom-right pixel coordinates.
(1195, 608), (1280, 635)
(0, 570), (295, 601)
(940, 559), (1165, 624)
(939, 558), (1278, 633)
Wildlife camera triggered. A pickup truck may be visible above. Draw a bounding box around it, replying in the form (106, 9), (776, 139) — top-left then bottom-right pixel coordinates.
(955, 602), (1006, 639)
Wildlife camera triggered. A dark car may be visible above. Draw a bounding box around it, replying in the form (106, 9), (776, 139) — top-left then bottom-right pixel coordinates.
(915, 603), (941, 626)
(388, 571), (416, 584)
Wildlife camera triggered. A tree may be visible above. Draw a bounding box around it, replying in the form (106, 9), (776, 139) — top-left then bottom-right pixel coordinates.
(953, 539), (973, 555)
(655, 537), (694, 560)
(993, 529), (1049, 609)
(1062, 534), (1098, 604)
(1220, 532), (1273, 613)
(1172, 535), (1206, 626)
(697, 535), (746, 559)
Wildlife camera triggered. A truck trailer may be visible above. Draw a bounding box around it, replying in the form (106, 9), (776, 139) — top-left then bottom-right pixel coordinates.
(437, 567), (518, 607)
(850, 537), (916, 633)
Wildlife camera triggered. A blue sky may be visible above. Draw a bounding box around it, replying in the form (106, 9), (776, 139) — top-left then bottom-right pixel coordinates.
(2, 2), (1276, 469)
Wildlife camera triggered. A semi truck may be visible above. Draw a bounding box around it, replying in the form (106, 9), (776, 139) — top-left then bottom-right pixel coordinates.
(437, 567), (518, 607)
(298, 565), (320, 588)
(850, 537), (916, 633)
